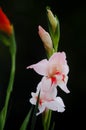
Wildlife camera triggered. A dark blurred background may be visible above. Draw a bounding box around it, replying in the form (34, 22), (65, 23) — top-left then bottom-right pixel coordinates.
(0, 0), (86, 129)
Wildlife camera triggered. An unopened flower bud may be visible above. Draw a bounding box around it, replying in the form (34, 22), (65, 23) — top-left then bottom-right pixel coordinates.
(38, 25), (53, 53)
(0, 8), (12, 35)
(47, 9), (57, 32)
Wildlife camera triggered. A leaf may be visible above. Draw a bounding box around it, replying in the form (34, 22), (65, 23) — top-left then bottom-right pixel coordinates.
(31, 91), (40, 130)
(51, 122), (55, 130)
(20, 107), (33, 130)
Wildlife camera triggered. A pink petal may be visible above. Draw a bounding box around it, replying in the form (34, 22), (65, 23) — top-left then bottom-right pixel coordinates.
(36, 105), (45, 116)
(49, 52), (66, 64)
(47, 52), (69, 77)
(38, 25), (53, 51)
(37, 77), (57, 100)
(27, 59), (48, 76)
(57, 81), (70, 93)
(45, 97), (65, 112)
(37, 76), (52, 92)
(55, 97), (65, 112)
(55, 97), (65, 107)
(62, 64), (69, 75)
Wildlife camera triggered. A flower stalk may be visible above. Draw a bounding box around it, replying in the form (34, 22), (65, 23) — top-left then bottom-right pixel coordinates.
(42, 110), (52, 130)
(0, 8), (16, 129)
(42, 8), (60, 130)
(27, 6), (69, 130)
(0, 27), (16, 130)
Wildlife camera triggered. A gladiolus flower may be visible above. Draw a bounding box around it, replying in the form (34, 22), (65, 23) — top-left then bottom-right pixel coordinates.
(30, 77), (65, 115)
(38, 25), (53, 53)
(27, 52), (70, 93)
(0, 8), (12, 35)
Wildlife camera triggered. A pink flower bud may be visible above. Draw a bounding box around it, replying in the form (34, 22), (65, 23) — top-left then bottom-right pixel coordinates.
(38, 25), (53, 53)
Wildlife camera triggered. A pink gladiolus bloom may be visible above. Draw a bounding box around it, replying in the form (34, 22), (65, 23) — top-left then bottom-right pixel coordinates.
(30, 77), (65, 115)
(27, 52), (70, 93)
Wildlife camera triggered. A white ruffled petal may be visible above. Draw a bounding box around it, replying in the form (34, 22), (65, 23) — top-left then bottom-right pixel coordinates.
(36, 104), (45, 116)
(29, 97), (36, 105)
(45, 97), (65, 112)
(55, 97), (65, 112)
(58, 81), (70, 93)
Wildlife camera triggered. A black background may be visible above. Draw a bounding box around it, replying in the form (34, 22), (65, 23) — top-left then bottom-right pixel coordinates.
(0, 0), (86, 129)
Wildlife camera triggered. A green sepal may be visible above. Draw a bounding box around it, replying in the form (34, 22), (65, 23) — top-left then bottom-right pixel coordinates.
(47, 13), (60, 52)
(0, 32), (11, 46)
(53, 15), (60, 51)
(0, 27), (16, 55)
(47, 48), (55, 59)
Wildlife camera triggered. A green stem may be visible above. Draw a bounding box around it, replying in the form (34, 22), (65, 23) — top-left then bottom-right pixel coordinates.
(42, 110), (52, 130)
(0, 30), (16, 130)
(47, 110), (52, 130)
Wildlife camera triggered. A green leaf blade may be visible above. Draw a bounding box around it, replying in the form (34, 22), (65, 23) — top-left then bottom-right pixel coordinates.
(31, 91), (40, 130)
(20, 107), (33, 130)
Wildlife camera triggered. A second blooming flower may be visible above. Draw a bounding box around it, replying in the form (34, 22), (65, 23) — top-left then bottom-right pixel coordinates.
(30, 77), (65, 115)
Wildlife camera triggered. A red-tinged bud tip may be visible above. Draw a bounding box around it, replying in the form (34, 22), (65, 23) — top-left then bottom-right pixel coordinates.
(0, 8), (12, 35)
